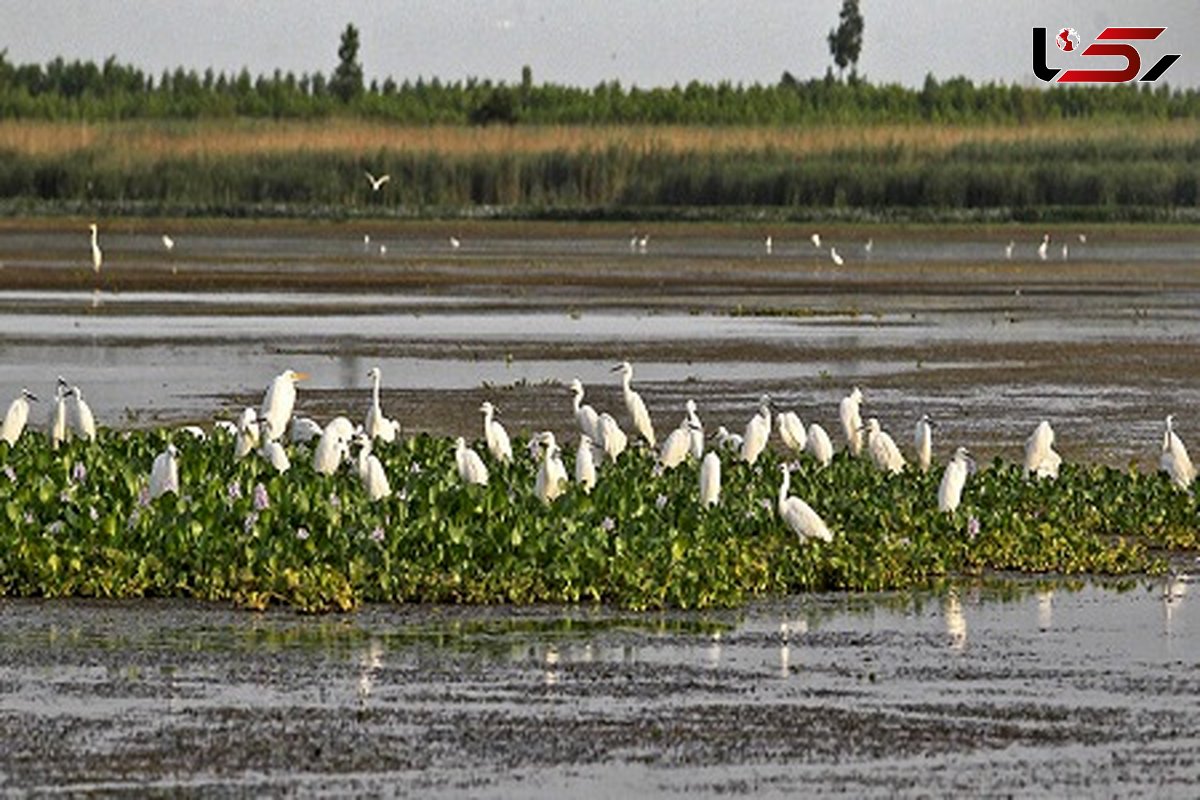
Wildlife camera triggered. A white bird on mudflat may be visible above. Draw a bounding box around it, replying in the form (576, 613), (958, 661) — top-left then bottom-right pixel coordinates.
(365, 171), (391, 191)
(658, 420), (692, 472)
(480, 401), (512, 463)
(1, 388), (37, 446)
(777, 464), (832, 543)
(597, 412), (627, 463)
(829, 247), (844, 266)
(1061, 242), (1069, 261)
(806, 423), (834, 467)
(764, 235), (773, 255)
(914, 414), (933, 473)
(865, 417), (905, 475)
(1004, 240), (1014, 260)
(1024, 420), (1061, 479)
(840, 387), (864, 456)
(257, 421), (291, 473)
(449, 236), (461, 250)
(810, 232), (821, 249)
(88, 223), (102, 273)
(356, 435), (392, 500)
(699, 450), (721, 509)
(1161, 414), (1196, 491)
(1037, 233), (1050, 261)
(313, 420), (350, 476)
(535, 432), (569, 503)
(455, 436), (489, 487)
(161, 234), (175, 251)
(684, 399), (704, 460)
(741, 395), (772, 465)
(365, 367), (399, 444)
(261, 369), (308, 442)
(864, 237), (874, 256)
(290, 416), (323, 444)
(66, 386), (96, 442)
(149, 443), (179, 499)
(776, 410), (807, 454)
(570, 379), (600, 440)
(575, 434), (596, 493)
(938, 447), (972, 513)
(233, 408), (259, 460)
(614, 361), (655, 448)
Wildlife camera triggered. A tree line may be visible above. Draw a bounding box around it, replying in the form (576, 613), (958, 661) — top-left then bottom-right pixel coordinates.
(1, 48), (1197, 125)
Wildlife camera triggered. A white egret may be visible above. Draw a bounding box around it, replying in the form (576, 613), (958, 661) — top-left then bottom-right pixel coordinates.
(938, 447), (972, 513)
(449, 236), (461, 249)
(353, 435), (391, 500)
(66, 386), (96, 441)
(777, 465), (832, 543)
(1004, 240), (1014, 260)
(810, 232), (821, 249)
(178, 425), (206, 440)
(637, 234), (649, 252)
(839, 386), (864, 456)
(864, 237), (874, 256)
(365, 171), (391, 191)
(455, 436), (489, 487)
(1037, 233), (1050, 261)
(865, 418), (905, 475)
(684, 399), (704, 459)
(776, 410), (807, 453)
(313, 421), (349, 476)
(1078, 233), (1088, 244)
(234, 407), (259, 460)
(699, 451), (721, 509)
(614, 361), (655, 448)
(575, 434), (596, 493)
(535, 432), (569, 503)
(1061, 242), (1069, 261)
(480, 401), (512, 463)
(261, 369), (308, 442)
(764, 235), (773, 254)
(88, 223), (102, 273)
(914, 414), (933, 473)
(1, 388), (37, 445)
(365, 367), (399, 443)
(1161, 414), (1196, 490)
(325, 416), (356, 443)
(806, 423), (834, 468)
(741, 395), (772, 465)
(829, 247), (844, 266)
(47, 377), (69, 449)
(596, 412), (627, 463)
(1024, 420), (1061, 479)
(161, 234), (175, 251)
(714, 425), (743, 453)
(149, 443), (179, 499)
(570, 379), (600, 440)
(257, 421), (291, 473)
(290, 416), (323, 444)
(658, 421), (692, 471)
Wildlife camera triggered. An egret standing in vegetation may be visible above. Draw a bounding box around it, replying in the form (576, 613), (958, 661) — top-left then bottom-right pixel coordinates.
(290, 415), (323, 444)
(699, 450), (721, 509)
(806, 423), (834, 467)
(840, 387), (864, 456)
(261, 369), (308, 442)
(597, 412), (627, 463)
(234, 407), (259, 460)
(777, 464), (832, 543)
(575, 434), (596, 493)
(66, 385), (95, 441)
(47, 378), (69, 449)
(865, 418), (905, 475)
(454, 436), (489, 487)
(480, 401), (512, 463)
(313, 420), (349, 476)
(88, 223), (102, 273)
(365, 367), (399, 443)
(1, 388), (37, 445)
(570, 379), (600, 441)
(1161, 414), (1196, 490)
(354, 434), (391, 500)
(1024, 420), (1061, 479)
(535, 432), (569, 503)
(684, 399), (704, 459)
(149, 443), (179, 499)
(914, 414), (933, 473)
(257, 420), (291, 473)
(614, 361), (655, 448)
(740, 395), (772, 465)
(777, 409), (807, 454)
(714, 425), (743, 454)
(658, 419), (692, 472)
(938, 447), (972, 513)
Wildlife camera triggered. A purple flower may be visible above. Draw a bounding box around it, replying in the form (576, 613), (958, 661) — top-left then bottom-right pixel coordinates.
(967, 516), (981, 539)
(46, 520), (64, 535)
(329, 493), (341, 509)
(370, 526), (385, 543)
(409, 462), (423, 475)
(600, 516), (616, 533)
(71, 462), (87, 483)
(297, 526), (310, 541)
(137, 485), (151, 508)
(226, 480), (242, 502)
(252, 482), (269, 511)
(243, 512), (258, 533)
(655, 493), (669, 511)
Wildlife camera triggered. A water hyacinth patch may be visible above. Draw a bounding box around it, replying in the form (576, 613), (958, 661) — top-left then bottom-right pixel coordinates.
(0, 427), (1190, 612)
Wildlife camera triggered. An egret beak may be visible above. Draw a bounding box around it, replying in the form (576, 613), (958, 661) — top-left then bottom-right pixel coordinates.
(610, 364), (623, 372)
(294, 372), (310, 381)
(23, 391), (38, 402)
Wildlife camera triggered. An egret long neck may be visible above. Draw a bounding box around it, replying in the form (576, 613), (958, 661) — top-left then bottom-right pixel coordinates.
(372, 372), (381, 406)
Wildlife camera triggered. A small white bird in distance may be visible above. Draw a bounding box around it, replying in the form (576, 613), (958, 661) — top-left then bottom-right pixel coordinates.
(1004, 240), (1014, 260)
(810, 232), (821, 249)
(829, 247), (844, 266)
(161, 234), (175, 251)
(449, 236), (461, 249)
(89, 223), (102, 273)
(1037, 233), (1050, 261)
(365, 171), (391, 191)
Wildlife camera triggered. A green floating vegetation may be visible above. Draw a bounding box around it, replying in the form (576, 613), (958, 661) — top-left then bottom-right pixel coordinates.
(0, 427), (1191, 613)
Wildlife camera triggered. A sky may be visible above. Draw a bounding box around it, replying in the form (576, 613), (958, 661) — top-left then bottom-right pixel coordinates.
(1, 0), (1197, 90)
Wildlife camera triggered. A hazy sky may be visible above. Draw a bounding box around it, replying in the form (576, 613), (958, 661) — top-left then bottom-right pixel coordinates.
(1, 1), (1197, 90)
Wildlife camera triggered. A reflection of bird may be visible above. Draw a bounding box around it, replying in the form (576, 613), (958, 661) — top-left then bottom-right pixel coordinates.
(480, 401), (512, 463)
(455, 436), (489, 486)
(945, 591), (967, 649)
(700, 451), (721, 508)
(1061, 243), (1069, 261)
(806, 423), (834, 467)
(614, 361), (655, 448)
(840, 387), (864, 456)
(89, 223), (102, 272)
(829, 247), (844, 266)
(777, 465), (832, 542)
(1, 388), (37, 445)
(261, 370), (308, 442)
(938, 447), (972, 513)
(865, 417), (905, 475)
(914, 414), (933, 473)
(1024, 420), (1061, 479)
(149, 443), (179, 499)
(1160, 414), (1196, 490)
(365, 171), (391, 191)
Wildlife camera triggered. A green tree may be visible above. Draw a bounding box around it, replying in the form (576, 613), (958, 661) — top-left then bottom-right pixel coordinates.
(827, 0), (864, 80)
(331, 23), (363, 103)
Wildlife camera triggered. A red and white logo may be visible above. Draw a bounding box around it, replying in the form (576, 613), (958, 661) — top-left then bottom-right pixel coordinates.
(1034, 26), (1180, 83)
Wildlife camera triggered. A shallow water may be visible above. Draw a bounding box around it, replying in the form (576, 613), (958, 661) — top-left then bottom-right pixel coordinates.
(1, 578), (1198, 796)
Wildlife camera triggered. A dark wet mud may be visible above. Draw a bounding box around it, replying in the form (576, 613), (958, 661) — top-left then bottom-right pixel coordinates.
(2, 579), (1198, 796)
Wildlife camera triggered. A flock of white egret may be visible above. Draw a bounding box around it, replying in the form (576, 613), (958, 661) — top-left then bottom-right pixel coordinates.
(3, 356), (1194, 545)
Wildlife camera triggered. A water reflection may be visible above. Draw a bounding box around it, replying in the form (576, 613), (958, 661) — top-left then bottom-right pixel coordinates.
(944, 591), (967, 650)
(1037, 589), (1054, 631)
(356, 637), (383, 701)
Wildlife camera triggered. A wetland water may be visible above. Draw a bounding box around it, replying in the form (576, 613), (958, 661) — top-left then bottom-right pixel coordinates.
(2, 222), (1200, 793)
(2, 580), (1199, 796)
